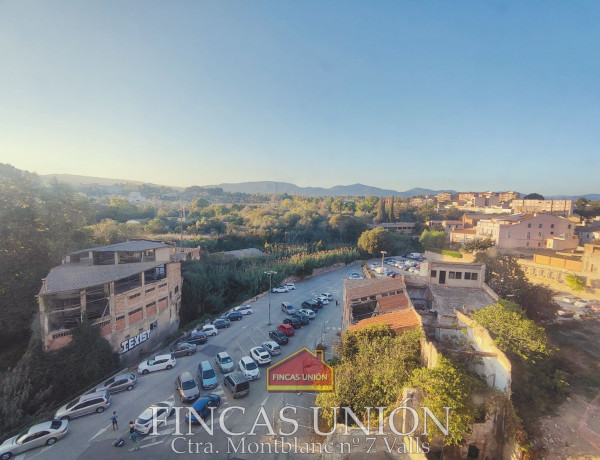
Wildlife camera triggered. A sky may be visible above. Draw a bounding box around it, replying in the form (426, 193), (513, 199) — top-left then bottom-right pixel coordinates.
(1, 1), (599, 195)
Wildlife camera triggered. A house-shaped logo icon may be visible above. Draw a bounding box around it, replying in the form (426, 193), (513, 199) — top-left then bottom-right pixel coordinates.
(267, 347), (334, 392)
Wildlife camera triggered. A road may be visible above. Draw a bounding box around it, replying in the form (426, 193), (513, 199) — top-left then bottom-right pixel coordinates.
(23, 264), (358, 460)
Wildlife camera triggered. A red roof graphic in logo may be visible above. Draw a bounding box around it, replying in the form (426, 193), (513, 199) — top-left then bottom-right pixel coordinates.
(266, 347), (334, 392)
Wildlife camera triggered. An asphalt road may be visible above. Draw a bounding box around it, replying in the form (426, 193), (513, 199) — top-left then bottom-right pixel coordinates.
(21, 263), (358, 460)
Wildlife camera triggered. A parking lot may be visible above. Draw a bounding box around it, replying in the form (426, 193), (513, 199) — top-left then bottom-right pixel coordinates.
(20, 264), (356, 460)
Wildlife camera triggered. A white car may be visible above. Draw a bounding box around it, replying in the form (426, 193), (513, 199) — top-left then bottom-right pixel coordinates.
(201, 324), (218, 336)
(573, 299), (590, 308)
(322, 292), (333, 301)
(0, 420), (69, 459)
(250, 346), (272, 365)
(285, 283), (296, 290)
(316, 295), (329, 305)
(138, 354), (176, 375)
(298, 308), (316, 319)
(348, 273), (364, 279)
(555, 295), (577, 304)
(272, 286), (289, 293)
(262, 340), (282, 356)
(233, 305), (253, 315)
(238, 356), (260, 380)
(135, 401), (175, 434)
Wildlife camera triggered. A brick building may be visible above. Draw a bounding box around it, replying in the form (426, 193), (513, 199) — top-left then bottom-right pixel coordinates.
(38, 240), (182, 364)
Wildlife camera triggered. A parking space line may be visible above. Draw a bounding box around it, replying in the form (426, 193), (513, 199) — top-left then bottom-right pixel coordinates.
(260, 396), (269, 406)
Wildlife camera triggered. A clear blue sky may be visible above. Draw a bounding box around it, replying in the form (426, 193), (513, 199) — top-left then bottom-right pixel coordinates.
(1, 1), (599, 195)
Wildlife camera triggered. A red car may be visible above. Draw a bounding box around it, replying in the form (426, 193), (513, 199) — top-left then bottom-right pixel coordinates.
(277, 323), (295, 337)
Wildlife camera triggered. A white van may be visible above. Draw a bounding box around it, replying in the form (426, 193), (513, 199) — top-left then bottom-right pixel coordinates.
(409, 253), (423, 260)
(281, 302), (296, 315)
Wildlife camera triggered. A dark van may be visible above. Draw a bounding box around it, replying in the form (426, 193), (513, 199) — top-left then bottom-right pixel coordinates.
(223, 372), (250, 398)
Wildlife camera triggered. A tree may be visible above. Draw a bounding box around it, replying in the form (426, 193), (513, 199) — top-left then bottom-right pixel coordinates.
(357, 227), (392, 256)
(388, 196), (395, 222)
(419, 229), (448, 250)
(565, 274), (585, 291)
(374, 198), (386, 223)
(410, 356), (483, 446)
(460, 237), (493, 253)
(523, 193), (544, 200)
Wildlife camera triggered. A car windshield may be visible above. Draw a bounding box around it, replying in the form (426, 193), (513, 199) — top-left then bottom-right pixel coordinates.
(245, 361), (257, 370)
(147, 359), (155, 366)
(65, 398), (79, 410)
(15, 430), (30, 443)
(137, 416), (152, 425)
(203, 369), (216, 379)
(222, 356), (232, 364)
(182, 380), (196, 390)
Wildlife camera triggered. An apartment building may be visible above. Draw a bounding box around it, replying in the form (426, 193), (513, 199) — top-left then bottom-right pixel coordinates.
(38, 240), (182, 364)
(576, 221), (600, 244)
(499, 191), (519, 203)
(510, 199), (573, 217)
(436, 191), (452, 202)
(476, 213), (574, 249)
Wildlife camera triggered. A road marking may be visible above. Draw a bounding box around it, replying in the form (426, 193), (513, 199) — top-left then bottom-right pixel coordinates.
(89, 425), (110, 441)
(260, 395), (269, 406)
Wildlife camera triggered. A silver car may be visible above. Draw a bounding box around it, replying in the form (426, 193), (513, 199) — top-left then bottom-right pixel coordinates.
(175, 371), (200, 403)
(55, 390), (111, 420)
(215, 352), (235, 373)
(0, 419), (69, 459)
(85, 373), (137, 394)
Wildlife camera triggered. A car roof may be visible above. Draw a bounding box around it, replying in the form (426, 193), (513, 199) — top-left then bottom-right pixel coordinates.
(155, 354), (173, 360)
(217, 351), (230, 358)
(252, 346), (267, 353)
(179, 371), (194, 380)
(240, 356), (253, 363)
(264, 340), (279, 346)
(27, 421), (58, 432)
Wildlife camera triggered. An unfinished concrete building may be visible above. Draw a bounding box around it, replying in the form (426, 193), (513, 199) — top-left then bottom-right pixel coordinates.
(38, 240), (182, 364)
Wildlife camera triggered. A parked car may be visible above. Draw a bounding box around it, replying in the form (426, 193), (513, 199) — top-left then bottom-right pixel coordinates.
(185, 394), (221, 424)
(233, 305), (253, 315)
(170, 342), (197, 358)
(222, 311), (243, 321)
(0, 419), (69, 459)
(262, 340), (282, 356)
(184, 331), (208, 345)
(223, 372), (250, 398)
(238, 356), (260, 380)
(557, 309), (575, 318)
(138, 354), (176, 374)
(555, 295), (577, 304)
(201, 324), (218, 336)
(135, 401), (175, 434)
(348, 273), (364, 279)
(277, 323), (295, 337)
(316, 295), (329, 305)
(55, 391), (111, 420)
(86, 373), (137, 394)
(322, 292), (333, 301)
(215, 351), (235, 373)
(574, 299), (590, 308)
(175, 371), (200, 403)
(281, 301), (296, 315)
(312, 298), (324, 308)
(198, 360), (218, 390)
(301, 300), (319, 312)
(269, 329), (289, 345)
(291, 312), (310, 325)
(272, 286), (289, 293)
(298, 308), (316, 319)
(285, 282), (296, 290)
(283, 317), (301, 329)
(212, 318), (231, 329)
(250, 346), (272, 365)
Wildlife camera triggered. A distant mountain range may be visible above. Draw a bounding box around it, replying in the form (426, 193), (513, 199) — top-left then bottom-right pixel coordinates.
(39, 174), (599, 199)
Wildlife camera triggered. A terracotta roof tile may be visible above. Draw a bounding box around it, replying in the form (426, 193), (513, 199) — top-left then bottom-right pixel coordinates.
(344, 278), (406, 301)
(348, 308), (421, 333)
(376, 294), (410, 313)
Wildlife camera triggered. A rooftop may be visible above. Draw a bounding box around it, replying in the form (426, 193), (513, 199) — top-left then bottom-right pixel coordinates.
(428, 285), (496, 318)
(69, 240), (170, 256)
(376, 293), (411, 314)
(348, 308), (421, 333)
(344, 277), (406, 301)
(40, 260), (165, 295)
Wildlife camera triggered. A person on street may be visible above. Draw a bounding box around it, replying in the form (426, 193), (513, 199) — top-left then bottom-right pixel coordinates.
(111, 411), (118, 430)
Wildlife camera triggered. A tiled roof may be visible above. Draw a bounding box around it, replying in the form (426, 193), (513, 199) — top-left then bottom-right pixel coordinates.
(348, 308), (421, 333)
(376, 294), (410, 314)
(344, 277), (406, 301)
(40, 261), (166, 295)
(69, 240), (170, 256)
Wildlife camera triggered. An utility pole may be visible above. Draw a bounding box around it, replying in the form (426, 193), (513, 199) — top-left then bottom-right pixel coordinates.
(264, 270), (277, 326)
(381, 250), (387, 271)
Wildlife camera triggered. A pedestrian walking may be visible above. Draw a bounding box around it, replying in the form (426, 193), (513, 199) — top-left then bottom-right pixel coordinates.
(129, 421), (135, 434)
(111, 411), (118, 430)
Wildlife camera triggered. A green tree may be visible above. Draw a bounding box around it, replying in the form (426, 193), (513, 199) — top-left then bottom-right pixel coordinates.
(523, 193), (544, 200)
(357, 227), (392, 256)
(144, 218), (167, 234)
(460, 237), (493, 253)
(419, 229), (448, 250)
(388, 196), (395, 222)
(410, 356), (483, 446)
(374, 198), (386, 223)
(565, 274), (585, 291)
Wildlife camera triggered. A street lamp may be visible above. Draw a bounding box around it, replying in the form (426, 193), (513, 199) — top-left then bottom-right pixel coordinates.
(264, 270), (277, 326)
(381, 250), (387, 271)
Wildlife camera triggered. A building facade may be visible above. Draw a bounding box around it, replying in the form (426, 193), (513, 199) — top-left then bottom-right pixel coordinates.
(38, 240), (182, 364)
(510, 199), (573, 217)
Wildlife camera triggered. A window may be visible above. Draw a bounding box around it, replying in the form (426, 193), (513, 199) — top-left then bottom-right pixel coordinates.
(128, 307), (142, 316)
(471, 273), (478, 281)
(116, 315), (125, 321)
(175, 285), (179, 294)
(431, 270), (437, 277)
(449, 271), (456, 279)
(464, 272), (471, 280)
(527, 232), (530, 239)
(538, 232), (542, 237)
(455, 272), (462, 279)
(568, 224), (572, 229)
(528, 223), (532, 228)
(551, 224), (554, 228)
(539, 223), (543, 228)
(128, 292), (140, 300)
